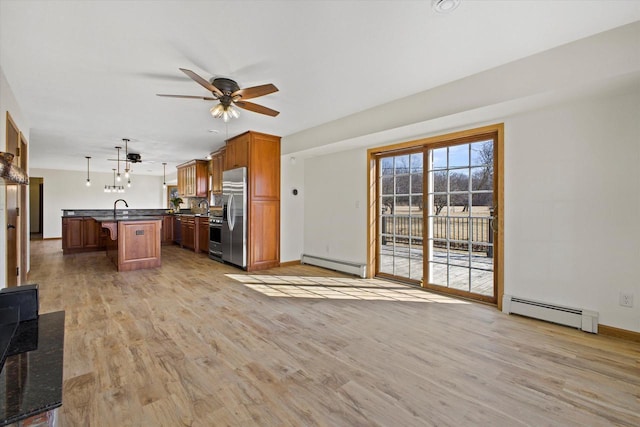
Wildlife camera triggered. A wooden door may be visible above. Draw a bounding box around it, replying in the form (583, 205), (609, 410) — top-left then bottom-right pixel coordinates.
(5, 112), (20, 286)
(18, 133), (28, 282)
(6, 186), (19, 287)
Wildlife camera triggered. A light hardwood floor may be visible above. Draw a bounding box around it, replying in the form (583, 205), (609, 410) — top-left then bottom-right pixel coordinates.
(28, 239), (639, 426)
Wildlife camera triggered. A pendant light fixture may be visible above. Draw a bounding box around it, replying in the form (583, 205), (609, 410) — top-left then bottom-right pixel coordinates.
(104, 168), (125, 193)
(85, 156), (91, 186)
(162, 162), (167, 189)
(123, 138), (131, 178)
(115, 146), (122, 181)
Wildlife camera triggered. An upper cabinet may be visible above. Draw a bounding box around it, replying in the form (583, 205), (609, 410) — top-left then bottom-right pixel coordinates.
(224, 132), (249, 170)
(209, 148), (226, 195)
(177, 159), (208, 198)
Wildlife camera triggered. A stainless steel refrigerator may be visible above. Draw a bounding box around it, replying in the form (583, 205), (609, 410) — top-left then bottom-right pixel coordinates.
(222, 167), (247, 269)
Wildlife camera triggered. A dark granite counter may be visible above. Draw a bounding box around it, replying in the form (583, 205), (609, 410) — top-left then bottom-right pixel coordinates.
(91, 215), (163, 222)
(62, 208), (175, 217)
(0, 311), (65, 426)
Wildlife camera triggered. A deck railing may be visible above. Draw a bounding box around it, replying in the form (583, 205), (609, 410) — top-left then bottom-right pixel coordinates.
(381, 215), (493, 255)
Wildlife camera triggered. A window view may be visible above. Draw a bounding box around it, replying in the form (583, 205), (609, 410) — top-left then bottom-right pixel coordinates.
(379, 152), (424, 281)
(426, 140), (494, 296)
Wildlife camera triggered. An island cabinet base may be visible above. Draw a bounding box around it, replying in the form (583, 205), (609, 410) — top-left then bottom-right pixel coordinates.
(101, 219), (162, 272)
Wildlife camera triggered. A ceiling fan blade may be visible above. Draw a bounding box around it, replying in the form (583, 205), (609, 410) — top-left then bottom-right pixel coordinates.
(179, 68), (223, 97)
(157, 94), (217, 100)
(232, 83), (278, 100)
(235, 101), (279, 117)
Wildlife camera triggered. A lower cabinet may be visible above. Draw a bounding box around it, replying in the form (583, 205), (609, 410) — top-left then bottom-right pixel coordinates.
(178, 216), (209, 253)
(161, 215), (174, 245)
(181, 217), (195, 250)
(62, 217), (106, 254)
(196, 217), (209, 254)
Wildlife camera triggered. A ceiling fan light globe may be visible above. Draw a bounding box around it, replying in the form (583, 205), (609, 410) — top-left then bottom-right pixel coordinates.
(210, 104), (224, 118)
(229, 105), (240, 119)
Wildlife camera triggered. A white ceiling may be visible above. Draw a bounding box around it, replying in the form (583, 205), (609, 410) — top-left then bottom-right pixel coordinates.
(1, 0), (639, 175)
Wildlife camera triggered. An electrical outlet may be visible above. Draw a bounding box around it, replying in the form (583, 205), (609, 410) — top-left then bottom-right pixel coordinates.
(619, 292), (634, 308)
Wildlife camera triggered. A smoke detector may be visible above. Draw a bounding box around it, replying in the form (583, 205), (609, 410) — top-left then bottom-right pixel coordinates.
(432, 0), (461, 14)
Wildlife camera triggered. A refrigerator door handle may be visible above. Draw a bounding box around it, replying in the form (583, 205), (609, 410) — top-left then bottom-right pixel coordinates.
(228, 194), (235, 231)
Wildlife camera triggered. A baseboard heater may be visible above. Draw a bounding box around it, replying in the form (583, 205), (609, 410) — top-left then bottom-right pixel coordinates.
(502, 295), (598, 333)
(301, 254), (366, 278)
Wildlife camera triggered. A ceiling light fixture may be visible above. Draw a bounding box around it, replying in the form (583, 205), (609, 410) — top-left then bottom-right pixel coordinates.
(162, 162), (167, 189)
(85, 156), (91, 187)
(123, 138), (131, 178)
(115, 146), (122, 181)
(210, 103), (240, 123)
(432, 0), (461, 13)
(104, 168), (125, 193)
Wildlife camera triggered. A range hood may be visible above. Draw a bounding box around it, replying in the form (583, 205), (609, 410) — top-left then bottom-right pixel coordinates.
(0, 152), (29, 185)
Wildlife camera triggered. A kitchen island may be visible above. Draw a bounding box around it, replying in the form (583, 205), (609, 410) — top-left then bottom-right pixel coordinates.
(93, 216), (162, 272)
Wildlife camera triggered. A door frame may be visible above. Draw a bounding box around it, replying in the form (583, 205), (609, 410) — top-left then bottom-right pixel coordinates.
(367, 123), (504, 309)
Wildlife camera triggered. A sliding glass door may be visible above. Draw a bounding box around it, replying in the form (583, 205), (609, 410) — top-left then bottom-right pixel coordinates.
(374, 129), (500, 304)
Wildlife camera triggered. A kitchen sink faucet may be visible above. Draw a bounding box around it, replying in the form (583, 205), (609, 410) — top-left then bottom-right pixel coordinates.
(114, 199), (128, 217)
(198, 199), (209, 214)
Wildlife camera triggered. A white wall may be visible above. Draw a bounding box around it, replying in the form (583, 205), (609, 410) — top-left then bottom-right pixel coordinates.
(280, 156), (304, 262)
(31, 168), (165, 239)
(504, 88), (640, 332)
(292, 87), (640, 333)
(303, 148), (367, 264)
(1, 64), (30, 288)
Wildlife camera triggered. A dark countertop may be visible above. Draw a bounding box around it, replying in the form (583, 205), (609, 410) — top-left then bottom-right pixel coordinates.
(61, 208), (175, 218)
(0, 311), (65, 426)
(91, 215), (163, 222)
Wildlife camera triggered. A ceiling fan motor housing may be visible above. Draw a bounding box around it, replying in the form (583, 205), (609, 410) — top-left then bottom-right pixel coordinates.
(127, 153), (142, 163)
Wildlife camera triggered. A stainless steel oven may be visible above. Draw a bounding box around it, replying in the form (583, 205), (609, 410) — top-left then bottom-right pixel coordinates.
(209, 214), (223, 261)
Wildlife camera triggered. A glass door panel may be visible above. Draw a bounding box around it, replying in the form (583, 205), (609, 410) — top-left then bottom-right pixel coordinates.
(377, 152), (423, 282)
(425, 139), (495, 299)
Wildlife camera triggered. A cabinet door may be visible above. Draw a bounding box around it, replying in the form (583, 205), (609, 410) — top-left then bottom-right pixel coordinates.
(248, 200), (280, 270)
(63, 218), (84, 250)
(225, 134), (248, 170)
(249, 135), (281, 200)
(83, 218), (100, 248)
(162, 216), (174, 244)
(195, 161), (209, 197)
(182, 219), (195, 249)
(177, 167), (185, 196)
(198, 217), (209, 253)
(211, 152), (224, 194)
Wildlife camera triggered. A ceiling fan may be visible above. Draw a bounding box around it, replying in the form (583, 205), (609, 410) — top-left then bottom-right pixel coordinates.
(157, 68), (279, 121)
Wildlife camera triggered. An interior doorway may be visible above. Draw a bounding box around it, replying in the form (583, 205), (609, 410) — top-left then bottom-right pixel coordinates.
(29, 178), (44, 239)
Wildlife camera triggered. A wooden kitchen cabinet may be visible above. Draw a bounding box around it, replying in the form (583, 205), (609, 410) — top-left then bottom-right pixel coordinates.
(225, 131), (281, 271)
(176, 160), (209, 197)
(224, 132), (249, 170)
(62, 216), (106, 254)
(62, 217), (84, 251)
(210, 148), (225, 195)
(197, 217), (209, 254)
(83, 218), (101, 248)
(161, 215), (174, 245)
(181, 216), (195, 250)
